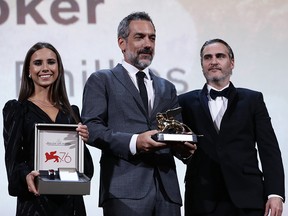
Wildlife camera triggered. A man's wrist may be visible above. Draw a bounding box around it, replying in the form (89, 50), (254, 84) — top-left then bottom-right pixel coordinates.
(268, 194), (284, 201)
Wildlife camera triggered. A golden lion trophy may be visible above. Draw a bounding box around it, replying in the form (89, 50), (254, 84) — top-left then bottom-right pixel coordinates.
(152, 107), (198, 142)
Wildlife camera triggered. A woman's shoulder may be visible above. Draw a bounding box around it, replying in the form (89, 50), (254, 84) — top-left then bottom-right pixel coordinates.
(3, 99), (22, 112)
(3, 99), (26, 122)
(70, 104), (79, 113)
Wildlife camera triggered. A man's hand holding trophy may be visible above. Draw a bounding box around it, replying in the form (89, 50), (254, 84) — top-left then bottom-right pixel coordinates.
(152, 107), (200, 160)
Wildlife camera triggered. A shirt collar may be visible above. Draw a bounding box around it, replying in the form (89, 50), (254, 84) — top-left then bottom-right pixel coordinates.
(207, 83), (230, 92)
(122, 60), (151, 80)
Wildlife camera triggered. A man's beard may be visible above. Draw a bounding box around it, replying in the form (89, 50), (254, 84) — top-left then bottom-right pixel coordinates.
(128, 48), (154, 70)
(205, 71), (232, 83)
(132, 57), (152, 70)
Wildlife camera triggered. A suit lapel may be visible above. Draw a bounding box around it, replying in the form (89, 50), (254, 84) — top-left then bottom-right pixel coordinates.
(199, 84), (213, 122)
(226, 82), (237, 111)
(221, 82), (237, 124)
(149, 71), (164, 118)
(111, 64), (148, 116)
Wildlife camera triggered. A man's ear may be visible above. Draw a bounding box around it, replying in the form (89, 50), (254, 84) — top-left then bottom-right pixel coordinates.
(230, 58), (235, 70)
(118, 37), (126, 53)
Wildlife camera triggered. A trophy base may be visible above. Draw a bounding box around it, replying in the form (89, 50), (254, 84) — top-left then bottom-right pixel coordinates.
(152, 133), (198, 142)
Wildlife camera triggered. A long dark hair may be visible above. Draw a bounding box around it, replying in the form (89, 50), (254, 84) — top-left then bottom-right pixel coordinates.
(18, 42), (79, 122)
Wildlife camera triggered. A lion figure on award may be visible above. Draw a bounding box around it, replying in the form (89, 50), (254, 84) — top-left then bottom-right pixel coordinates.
(154, 107), (198, 142)
(156, 108), (192, 134)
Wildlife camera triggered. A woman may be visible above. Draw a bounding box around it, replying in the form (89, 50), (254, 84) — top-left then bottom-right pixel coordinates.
(3, 42), (94, 216)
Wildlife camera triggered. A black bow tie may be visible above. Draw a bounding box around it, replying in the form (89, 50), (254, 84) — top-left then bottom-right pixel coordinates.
(209, 88), (229, 100)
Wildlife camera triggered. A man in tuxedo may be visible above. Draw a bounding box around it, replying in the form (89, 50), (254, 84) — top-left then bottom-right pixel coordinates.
(81, 12), (196, 216)
(178, 38), (285, 216)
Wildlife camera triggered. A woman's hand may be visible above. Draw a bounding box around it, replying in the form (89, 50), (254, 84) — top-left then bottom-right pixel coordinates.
(76, 123), (89, 142)
(26, 170), (40, 196)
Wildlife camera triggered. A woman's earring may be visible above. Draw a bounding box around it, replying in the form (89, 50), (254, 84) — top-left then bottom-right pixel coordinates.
(29, 74), (31, 78)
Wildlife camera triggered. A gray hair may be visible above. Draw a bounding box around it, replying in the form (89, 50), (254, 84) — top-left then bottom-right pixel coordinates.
(117, 11), (155, 39)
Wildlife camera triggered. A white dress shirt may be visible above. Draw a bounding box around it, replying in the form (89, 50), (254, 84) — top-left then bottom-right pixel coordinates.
(207, 84), (229, 130)
(121, 61), (155, 155)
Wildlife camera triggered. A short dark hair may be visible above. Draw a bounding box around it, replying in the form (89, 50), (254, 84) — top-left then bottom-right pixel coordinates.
(200, 38), (234, 61)
(117, 11), (155, 39)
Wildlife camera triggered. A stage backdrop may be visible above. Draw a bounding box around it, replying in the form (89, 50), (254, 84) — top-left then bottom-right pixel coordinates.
(1, 0), (287, 215)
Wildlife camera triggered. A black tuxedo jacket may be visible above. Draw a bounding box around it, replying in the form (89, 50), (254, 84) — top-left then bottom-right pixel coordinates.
(178, 82), (285, 215)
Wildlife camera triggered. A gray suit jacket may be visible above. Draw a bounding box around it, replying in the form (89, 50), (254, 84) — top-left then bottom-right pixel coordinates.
(81, 64), (182, 206)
